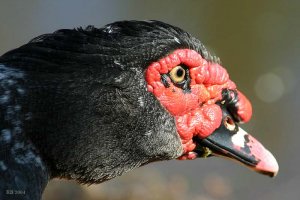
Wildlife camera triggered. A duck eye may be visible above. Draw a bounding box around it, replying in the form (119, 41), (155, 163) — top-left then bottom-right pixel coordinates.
(169, 66), (186, 84)
(224, 116), (236, 131)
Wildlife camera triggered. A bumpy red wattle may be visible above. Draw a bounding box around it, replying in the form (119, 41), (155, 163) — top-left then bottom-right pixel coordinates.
(145, 49), (252, 154)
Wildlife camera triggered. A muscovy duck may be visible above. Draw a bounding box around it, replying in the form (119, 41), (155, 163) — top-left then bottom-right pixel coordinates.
(0, 20), (278, 200)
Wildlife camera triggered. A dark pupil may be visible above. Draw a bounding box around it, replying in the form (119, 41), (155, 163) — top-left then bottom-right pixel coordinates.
(176, 68), (184, 77)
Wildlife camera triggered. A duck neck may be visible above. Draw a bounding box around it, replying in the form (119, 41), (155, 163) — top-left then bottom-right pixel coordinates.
(0, 64), (49, 200)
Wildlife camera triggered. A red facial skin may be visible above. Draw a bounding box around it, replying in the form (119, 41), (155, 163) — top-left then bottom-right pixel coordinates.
(145, 49), (252, 159)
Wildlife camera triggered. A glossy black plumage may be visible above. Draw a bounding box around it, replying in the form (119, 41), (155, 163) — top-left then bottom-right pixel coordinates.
(0, 20), (217, 200)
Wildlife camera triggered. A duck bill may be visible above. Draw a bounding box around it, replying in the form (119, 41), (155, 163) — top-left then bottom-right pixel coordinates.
(196, 126), (279, 177)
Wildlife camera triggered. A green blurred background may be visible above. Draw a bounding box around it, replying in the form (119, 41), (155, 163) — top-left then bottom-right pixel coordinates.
(1, 0), (299, 199)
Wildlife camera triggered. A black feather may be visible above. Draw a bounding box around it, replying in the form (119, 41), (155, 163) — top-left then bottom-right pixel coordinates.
(0, 20), (217, 200)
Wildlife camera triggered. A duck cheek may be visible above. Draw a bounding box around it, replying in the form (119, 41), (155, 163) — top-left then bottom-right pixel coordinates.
(157, 86), (199, 116)
(175, 104), (222, 153)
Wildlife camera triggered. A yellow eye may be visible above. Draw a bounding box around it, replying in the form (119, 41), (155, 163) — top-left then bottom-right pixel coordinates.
(169, 66), (186, 83)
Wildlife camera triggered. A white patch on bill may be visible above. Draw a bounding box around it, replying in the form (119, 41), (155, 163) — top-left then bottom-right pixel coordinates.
(231, 127), (247, 148)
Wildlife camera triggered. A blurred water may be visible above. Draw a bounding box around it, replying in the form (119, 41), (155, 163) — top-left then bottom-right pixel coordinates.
(1, 0), (299, 199)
